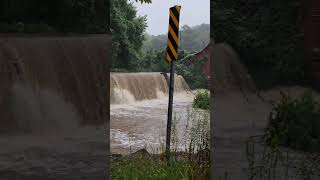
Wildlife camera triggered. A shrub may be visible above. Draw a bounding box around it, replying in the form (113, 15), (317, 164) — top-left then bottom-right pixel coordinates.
(266, 91), (320, 152)
(192, 90), (210, 110)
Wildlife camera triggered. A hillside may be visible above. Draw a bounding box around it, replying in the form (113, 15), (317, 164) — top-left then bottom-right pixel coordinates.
(142, 23), (210, 53)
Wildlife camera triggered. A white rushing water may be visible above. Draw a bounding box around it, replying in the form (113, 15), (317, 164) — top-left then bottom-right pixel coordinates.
(110, 91), (196, 154)
(110, 72), (210, 154)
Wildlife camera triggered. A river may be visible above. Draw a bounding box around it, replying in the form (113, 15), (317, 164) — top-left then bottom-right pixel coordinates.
(110, 72), (203, 154)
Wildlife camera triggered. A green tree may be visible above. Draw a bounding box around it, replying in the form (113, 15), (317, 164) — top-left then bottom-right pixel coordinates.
(212, 0), (305, 89)
(133, 0), (152, 3)
(175, 52), (208, 89)
(138, 47), (207, 89)
(0, 0), (109, 33)
(111, 0), (147, 70)
(141, 24), (210, 53)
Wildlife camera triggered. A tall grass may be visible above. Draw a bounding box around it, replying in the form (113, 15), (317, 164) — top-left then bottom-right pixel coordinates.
(111, 157), (195, 180)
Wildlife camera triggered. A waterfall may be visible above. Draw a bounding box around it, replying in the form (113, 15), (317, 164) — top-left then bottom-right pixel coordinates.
(110, 72), (190, 104)
(0, 35), (110, 132)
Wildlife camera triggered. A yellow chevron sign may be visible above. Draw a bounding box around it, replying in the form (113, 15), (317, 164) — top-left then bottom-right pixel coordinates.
(165, 5), (181, 62)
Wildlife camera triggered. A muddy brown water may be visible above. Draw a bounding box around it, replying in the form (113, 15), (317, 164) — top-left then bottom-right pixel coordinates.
(110, 72), (203, 154)
(0, 127), (107, 180)
(0, 35), (110, 179)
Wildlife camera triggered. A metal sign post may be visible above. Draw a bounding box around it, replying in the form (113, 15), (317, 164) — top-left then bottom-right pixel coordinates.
(165, 5), (181, 162)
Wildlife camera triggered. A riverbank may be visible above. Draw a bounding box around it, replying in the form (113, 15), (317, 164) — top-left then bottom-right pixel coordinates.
(111, 148), (209, 180)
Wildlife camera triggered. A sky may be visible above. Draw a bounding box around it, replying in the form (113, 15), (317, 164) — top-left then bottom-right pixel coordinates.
(132, 0), (210, 36)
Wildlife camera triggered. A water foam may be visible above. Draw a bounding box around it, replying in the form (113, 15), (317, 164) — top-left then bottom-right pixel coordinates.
(110, 72), (190, 104)
(110, 88), (136, 104)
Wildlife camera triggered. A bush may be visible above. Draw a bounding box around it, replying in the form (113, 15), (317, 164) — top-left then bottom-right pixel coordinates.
(266, 91), (320, 152)
(192, 90), (210, 110)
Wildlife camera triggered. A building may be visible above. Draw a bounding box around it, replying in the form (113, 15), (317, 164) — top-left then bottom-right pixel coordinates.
(187, 41), (212, 86)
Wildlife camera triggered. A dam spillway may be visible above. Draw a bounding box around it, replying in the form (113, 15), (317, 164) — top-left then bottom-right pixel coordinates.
(0, 35), (111, 132)
(110, 72), (190, 104)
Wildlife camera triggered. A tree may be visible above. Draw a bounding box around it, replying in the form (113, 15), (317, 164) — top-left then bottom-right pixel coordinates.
(0, 0), (109, 33)
(141, 24), (210, 53)
(111, 0), (147, 70)
(212, 0), (305, 89)
(133, 0), (152, 4)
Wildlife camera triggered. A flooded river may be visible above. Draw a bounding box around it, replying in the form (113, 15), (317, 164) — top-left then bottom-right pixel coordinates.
(110, 72), (201, 154)
(0, 72), (205, 178)
(111, 92), (195, 154)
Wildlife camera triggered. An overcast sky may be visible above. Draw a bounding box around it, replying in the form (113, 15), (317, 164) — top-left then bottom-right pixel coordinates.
(132, 0), (210, 35)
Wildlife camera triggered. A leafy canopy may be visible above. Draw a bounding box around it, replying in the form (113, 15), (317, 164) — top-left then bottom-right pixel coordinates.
(141, 24), (210, 53)
(133, 0), (152, 3)
(0, 0), (109, 33)
(111, 0), (147, 70)
(212, 0), (305, 89)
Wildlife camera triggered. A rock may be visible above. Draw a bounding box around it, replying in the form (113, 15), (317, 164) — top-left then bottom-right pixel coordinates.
(130, 149), (150, 158)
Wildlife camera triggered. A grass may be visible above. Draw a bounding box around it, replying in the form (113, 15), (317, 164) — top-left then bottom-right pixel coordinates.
(111, 157), (199, 180)
(111, 107), (210, 180)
